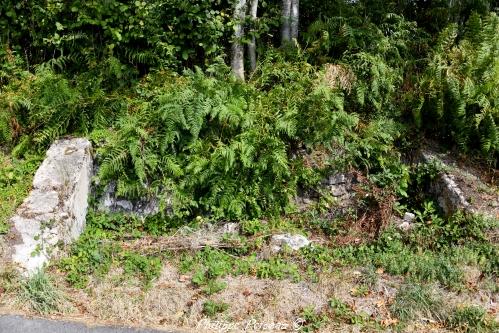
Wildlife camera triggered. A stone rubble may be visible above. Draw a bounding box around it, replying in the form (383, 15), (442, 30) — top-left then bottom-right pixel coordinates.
(397, 212), (416, 231)
(270, 234), (311, 252)
(421, 151), (472, 216)
(96, 181), (163, 216)
(296, 172), (358, 210)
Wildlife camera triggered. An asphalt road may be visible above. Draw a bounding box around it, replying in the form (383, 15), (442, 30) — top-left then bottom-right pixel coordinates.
(0, 315), (170, 333)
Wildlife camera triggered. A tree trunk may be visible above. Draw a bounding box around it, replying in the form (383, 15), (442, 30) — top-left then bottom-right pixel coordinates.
(290, 0), (299, 40)
(281, 0), (291, 45)
(231, 0), (247, 81)
(248, 0), (258, 72)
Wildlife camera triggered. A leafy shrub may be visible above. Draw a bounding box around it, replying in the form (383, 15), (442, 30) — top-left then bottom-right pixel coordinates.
(0, 67), (124, 148)
(0, 0), (231, 72)
(305, 14), (422, 119)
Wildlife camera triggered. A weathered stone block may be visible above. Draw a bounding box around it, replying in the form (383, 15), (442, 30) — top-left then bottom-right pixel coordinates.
(10, 138), (92, 274)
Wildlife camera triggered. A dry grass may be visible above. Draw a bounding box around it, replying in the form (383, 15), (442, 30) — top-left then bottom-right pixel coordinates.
(121, 224), (243, 255)
(323, 64), (356, 92)
(1, 260), (496, 332)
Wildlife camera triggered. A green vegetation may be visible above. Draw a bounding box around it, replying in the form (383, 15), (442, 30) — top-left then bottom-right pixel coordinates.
(447, 305), (497, 332)
(301, 212), (497, 291)
(390, 283), (446, 322)
(0, 153), (42, 230)
(59, 213), (163, 289)
(19, 270), (62, 314)
(0, 0), (498, 330)
(419, 13), (499, 159)
(202, 300), (229, 317)
(298, 306), (329, 332)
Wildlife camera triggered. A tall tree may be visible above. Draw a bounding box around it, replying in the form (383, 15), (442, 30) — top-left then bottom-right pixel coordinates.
(248, 0), (259, 72)
(231, 0), (248, 80)
(290, 0), (299, 40)
(281, 0), (291, 44)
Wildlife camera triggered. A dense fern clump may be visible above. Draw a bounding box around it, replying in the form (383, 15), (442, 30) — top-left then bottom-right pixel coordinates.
(94, 57), (360, 219)
(305, 14), (425, 119)
(418, 13), (499, 162)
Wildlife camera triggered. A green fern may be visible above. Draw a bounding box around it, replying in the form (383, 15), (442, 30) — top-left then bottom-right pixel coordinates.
(420, 12), (499, 161)
(94, 58), (359, 219)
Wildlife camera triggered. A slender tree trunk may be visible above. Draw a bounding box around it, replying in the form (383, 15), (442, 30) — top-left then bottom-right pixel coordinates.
(290, 0), (299, 40)
(281, 0), (291, 45)
(248, 0), (258, 72)
(231, 0), (247, 81)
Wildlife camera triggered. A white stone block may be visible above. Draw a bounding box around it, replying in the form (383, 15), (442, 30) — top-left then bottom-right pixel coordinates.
(10, 138), (92, 274)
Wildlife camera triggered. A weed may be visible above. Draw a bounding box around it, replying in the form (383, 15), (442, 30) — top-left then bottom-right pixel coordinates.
(0, 266), (20, 293)
(121, 251), (162, 288)
(356, 264), (379, 289)
(202, 300), (229, 317)
(410, 211), (494, 250)
(255, 258), (300, 281)
(180, 247), (301, 286)
(300, 245), (335, 273)
(20, 270), (62, 314)
(59, 229), (115, 288)
(306, 215), (347, 237)
(351, 284), (369, 297)
(329, 298), (354, 322)
(0, 153), (41, 229)
(298, 306), (328, 332)
(355, 229), (465, 289)
(241, 219), (268, 236)
(202, 280), (227, 295)
(0, 220), (8, 234)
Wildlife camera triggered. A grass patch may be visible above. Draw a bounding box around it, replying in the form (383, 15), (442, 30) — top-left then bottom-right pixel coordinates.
(447, 305), (497, 333)
(19, 270), (62, 314)
(390, 283), (447, 323)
